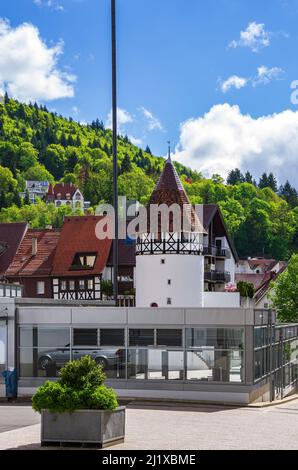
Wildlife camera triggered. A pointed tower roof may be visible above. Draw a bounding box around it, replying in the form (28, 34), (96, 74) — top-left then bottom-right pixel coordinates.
(146, 149), (205, 234)
(149, 145), (189, 207)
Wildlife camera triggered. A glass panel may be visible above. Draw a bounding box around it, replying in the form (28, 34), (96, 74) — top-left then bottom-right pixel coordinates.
(73, 328), (98, 346)
(187, 349), (243, 383)
(87, 279), (94, 290)
(79, 280), (85, 290)
(71, 348), (126, 379)
(86, 256), (96, 268)
(186, 328), (244, 349)
(69, 280), (75, 291)
(61, 281), (66, 291)
(129, 329), (154, 346)
(254, 327), (269, 348)
(19, 348), (70, 378)
(156, 329), (182, 347)
(19, 327), (70, 348)
(0, 325), (6, 373)
(100, 329), (125, 347)
(127, 349), (184, 380)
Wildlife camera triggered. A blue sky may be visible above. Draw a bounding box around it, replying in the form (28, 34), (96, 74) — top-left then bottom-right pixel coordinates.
(1, 0), (298, 184)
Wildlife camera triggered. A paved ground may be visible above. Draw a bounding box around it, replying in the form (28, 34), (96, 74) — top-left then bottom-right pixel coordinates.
(0, 400), (298, 450)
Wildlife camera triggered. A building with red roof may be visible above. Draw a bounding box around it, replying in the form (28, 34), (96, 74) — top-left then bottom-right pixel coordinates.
(5, 229), (60, 298)
(46, 182), (85, 210)
(52, 216), (112, 301)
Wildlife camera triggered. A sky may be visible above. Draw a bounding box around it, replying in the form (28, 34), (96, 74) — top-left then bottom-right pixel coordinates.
(1, 0), (298, 185)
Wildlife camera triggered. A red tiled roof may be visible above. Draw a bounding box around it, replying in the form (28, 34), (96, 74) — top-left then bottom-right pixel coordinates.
(6, 229), (60, 277)
(47, 183), (78, 200)
(52, 216), (112, 277)
(247, 258), (277, 269)
(235, 273), (268, 290)
(0, 223), (28, 276)
(254, 264), (288, 302)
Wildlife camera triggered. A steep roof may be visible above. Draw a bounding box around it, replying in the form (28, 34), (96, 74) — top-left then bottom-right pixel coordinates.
(6, 229), (60, 277)
(0, 223), (28, 276)
(203, 204), (239, 262)
(47, 182), (79, 200)
(254, 264), (288, 303)
(52, 216), (112, 277)
(147, 156), (205, 234)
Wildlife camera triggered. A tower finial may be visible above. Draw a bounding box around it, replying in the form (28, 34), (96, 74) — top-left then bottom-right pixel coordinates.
(167, 141), (171, 162)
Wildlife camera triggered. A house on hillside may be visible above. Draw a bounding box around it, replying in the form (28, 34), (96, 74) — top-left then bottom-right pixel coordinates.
(5, 229), (60, 298)
(20, 181), (50, 204)
(46, 182), (85, 210)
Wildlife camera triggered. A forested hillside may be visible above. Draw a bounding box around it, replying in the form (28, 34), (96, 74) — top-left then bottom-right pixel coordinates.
(0, 95), (297, 260)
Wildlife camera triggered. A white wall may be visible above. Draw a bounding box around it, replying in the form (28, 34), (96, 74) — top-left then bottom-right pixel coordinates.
(204, 292), (240, 308)
(136, 254), (204, 308)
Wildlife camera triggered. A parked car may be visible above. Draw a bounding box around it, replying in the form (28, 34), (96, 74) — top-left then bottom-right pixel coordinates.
(38, 347), (125, 371)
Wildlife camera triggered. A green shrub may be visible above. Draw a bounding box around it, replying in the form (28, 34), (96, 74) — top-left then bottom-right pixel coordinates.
(59, 355), (106, 390)
(237, 281), (255, 298)
(32, 356), (118, 414)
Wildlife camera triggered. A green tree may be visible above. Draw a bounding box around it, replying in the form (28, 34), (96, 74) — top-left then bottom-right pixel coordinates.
(0, 165), (18, 209)
(227, 169), (244, 185)
(259, 173), (269, 189)
(23, 164), (54, 182)
(42, 144), (66, 179)
(19, 142), (38, 171)
(120, 153), (132, 174)
(271, 255), (298, 322)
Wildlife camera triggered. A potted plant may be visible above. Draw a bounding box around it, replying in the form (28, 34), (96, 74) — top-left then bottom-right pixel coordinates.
(32, 356), (125, 448)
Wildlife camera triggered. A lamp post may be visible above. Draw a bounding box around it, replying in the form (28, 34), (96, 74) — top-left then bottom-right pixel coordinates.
(111, 0), (119, 305)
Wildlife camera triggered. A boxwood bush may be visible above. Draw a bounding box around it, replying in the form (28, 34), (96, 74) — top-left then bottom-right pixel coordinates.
(32, 356), (118, 413)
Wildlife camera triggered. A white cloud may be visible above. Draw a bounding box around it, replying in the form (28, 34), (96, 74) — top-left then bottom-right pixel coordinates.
(139, 107), (163, 131)
(173, 104), (298, 186)
(220, 66), (284, 93)
(33, 0), (64, 12)
(106, 107), (133, 132)
(253, 65), (284, 86)
(220, 75), (248, 93)
(129, 135), (143, 146)
(0, 18), (75, 102)
(229, 22), (271, 52)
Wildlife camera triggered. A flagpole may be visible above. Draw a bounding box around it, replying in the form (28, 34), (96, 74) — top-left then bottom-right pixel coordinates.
(111, 0), (118, 305)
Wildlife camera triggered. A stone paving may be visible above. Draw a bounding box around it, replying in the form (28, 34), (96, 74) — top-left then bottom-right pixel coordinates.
(0, 400), (298, 450)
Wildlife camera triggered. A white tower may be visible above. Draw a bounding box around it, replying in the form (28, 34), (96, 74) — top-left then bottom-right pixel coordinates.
(135, 149), (206, 308)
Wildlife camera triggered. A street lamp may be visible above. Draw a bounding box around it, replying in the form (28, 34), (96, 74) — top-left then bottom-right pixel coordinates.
(111, 0), (119, 305)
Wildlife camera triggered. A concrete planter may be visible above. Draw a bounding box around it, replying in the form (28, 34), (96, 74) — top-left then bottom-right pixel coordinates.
(41, 407), (125, 448)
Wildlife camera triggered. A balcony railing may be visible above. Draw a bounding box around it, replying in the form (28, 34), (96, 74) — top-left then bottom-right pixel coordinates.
(203, 245), (231, 259)
(204, 271), (231, 283)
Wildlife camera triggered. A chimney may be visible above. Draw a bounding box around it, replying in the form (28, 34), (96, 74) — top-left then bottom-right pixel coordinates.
(32, 238), (38, 256)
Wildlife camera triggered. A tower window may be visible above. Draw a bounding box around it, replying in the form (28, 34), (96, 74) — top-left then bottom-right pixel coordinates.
(161, 259), (165, 265)
(167, 298), (172, 305)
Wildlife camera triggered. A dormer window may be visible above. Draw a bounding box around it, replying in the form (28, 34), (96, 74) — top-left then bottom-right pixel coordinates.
(57, 193), (61, 200)
(70, 252), (97, 270)
(66, 193), (71, 200)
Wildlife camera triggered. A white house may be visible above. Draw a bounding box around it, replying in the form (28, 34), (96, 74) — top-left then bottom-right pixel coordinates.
(46, 182), (85, 210)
